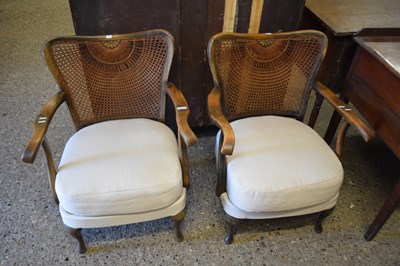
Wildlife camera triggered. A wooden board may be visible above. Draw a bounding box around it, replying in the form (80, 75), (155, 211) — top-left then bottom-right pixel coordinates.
(305, 0), (400, 36)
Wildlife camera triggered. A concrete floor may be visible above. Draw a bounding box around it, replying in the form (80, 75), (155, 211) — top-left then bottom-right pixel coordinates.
(0, 0), (399, 264)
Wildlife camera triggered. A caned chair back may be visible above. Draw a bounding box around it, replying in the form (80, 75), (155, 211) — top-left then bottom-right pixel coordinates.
(43, 30), (174, 130)
(208, 31), (327, 121)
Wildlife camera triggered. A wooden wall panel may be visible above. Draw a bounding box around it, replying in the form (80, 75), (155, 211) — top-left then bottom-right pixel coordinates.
(259, 0), (305, 32)
(68, 0), (180, 36)
(180, 1), (209, 126)
(235, 0), (305, 33)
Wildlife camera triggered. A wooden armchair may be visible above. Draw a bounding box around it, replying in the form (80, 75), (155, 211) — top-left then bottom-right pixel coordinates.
(22, 30), (197, 253)
(207, 30), (374, 244)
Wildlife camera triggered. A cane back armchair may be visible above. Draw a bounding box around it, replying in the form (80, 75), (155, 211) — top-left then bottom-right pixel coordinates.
(22, 29), (197, 253)
(207, 30), (374, 244)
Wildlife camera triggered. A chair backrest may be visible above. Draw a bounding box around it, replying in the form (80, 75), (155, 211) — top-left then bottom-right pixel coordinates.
(43, 30), (174, 130)
(208, 30), (327, 121)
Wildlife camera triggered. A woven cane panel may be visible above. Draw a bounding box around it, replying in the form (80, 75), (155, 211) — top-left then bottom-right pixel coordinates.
(213, 35), (324, 120)
(48, 35), (169, 128)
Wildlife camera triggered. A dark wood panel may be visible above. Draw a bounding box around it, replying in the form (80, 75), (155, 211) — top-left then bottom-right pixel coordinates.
(349, 46), (400, 115)
(180, 0), (209, 126)
(259, 0), (305, 33)
(69, 0), (180, 35)
(205, 0), (226, 126)
(236, 0), (252, 33)
(236, 0), (305, 33)
(346, 48), (400, 158)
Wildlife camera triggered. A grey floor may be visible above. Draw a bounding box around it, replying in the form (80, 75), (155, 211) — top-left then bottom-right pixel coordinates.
(1, 0), (399, 265)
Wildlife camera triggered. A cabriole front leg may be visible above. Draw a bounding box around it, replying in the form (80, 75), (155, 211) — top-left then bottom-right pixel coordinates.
(171, 207), (186, 242)
(224, 212), (239, 245)
(314, 207), (335, 233)
(66, 226), (87, 254)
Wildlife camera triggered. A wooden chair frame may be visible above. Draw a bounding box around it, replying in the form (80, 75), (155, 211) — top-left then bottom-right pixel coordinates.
(22, 30), (197, 253)
(207, 30), (374, 244)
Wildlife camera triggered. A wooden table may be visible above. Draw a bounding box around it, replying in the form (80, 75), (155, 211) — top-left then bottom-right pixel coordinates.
(301, 0), (400, 94)
(333, 36), (400, 240)
(303, 0), (400, 239)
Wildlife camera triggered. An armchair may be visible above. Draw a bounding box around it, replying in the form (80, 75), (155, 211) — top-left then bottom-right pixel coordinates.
(207, 30), (374, 244)
(22, 30), (197, 253)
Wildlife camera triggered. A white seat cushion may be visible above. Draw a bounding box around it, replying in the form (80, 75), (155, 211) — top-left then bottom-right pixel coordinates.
(56, 118), (183, 217)
(224, 116), (343, 213)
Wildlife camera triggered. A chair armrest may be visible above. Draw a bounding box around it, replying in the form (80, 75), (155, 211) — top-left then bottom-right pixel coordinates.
(207, 87), (235, 155)
(22, 91), (66, 163)
(315, 82), (375, 142)
(166, 83), (197, 146)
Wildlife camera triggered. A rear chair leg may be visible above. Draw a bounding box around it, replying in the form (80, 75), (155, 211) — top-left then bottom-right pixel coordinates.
(66, 226), (87, 254)
(171, 207), (186, 242)
(224, 212), (239, 245)
(315, 207), (335, 233)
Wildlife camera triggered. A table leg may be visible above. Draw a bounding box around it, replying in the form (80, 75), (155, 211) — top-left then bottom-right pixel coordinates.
(324, 110), (342, 144)
(364, 179), (400, 241)
(324, 95), (349, 144)
(308, 92), (324, 128)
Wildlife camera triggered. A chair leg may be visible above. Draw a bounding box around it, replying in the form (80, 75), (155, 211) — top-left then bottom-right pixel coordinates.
(224, 212), (239, 245)
(66, 226), (87, 254)
(171, 207), (186, 242)
(314, 207), (335, 233)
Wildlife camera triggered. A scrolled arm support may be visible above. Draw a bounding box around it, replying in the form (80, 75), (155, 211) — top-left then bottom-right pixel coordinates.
(207, 87), (235, 156)
(166, 83), (197, 190)
(21, 91), (66, 163)
(208, 87), (234, 196)
(315, 82), (375, 143)
(166, 83), (197, 147)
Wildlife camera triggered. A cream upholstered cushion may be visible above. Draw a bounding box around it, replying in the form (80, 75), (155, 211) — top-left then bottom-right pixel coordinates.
(56, 118), (183, 217)
(221, 116), (343, 213)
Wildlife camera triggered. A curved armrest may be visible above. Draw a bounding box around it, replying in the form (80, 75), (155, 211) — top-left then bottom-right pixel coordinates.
(315, 82), (375, 142)
(166, 83), (197, 146)
(207, 87), (235, 155)
(22, 91), (66, 163)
